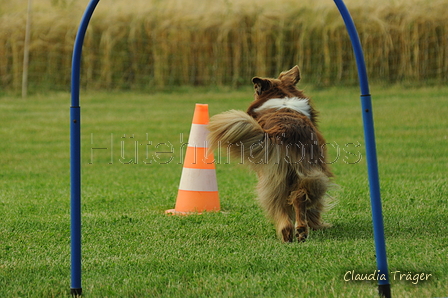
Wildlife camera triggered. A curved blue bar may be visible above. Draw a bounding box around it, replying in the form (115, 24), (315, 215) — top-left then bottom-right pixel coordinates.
(333, 0), (391, 297)
(71, 0), (100, 107)
(70, 0), (100, 294)
(333, 0), (369, 96)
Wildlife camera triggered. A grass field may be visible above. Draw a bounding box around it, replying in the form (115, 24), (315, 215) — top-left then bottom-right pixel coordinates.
(0, 85), (447, 297)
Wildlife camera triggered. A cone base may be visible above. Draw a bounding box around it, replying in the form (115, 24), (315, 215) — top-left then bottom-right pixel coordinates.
(165, 190), (220, 216)
(165, 208), (220, 216)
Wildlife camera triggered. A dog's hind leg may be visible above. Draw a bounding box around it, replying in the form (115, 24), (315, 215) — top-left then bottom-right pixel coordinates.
(274, 205), (295, 243)
(307, 202), (331, 230)
(257, 178), (294, 242)
(260, 196), (294, 242)
(290, 189), (309, 242)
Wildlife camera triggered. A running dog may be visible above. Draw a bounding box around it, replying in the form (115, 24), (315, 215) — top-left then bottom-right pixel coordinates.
(207, 66), (334, 242)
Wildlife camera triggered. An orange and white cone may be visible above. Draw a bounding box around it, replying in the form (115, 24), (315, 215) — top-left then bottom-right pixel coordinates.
(165, 104), (220, 215)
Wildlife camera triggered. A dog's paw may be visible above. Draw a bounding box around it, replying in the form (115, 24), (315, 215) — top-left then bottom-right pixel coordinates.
(296, 226), (308, 242)
(281, 226), (294, 243)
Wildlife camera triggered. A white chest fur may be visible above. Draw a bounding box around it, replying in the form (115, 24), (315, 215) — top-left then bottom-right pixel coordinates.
(253, 97), (311, 118)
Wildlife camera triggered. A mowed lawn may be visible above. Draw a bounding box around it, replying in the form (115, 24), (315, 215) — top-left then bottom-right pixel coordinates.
(0, 86), (446, 297)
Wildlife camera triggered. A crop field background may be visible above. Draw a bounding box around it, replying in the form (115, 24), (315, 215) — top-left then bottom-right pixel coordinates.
(1, 0), (448, 297)
(1, 0), (448, 93)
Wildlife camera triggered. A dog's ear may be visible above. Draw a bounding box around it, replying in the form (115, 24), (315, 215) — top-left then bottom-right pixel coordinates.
(252, 77), (272, 95)
(278, 65), (301, 85)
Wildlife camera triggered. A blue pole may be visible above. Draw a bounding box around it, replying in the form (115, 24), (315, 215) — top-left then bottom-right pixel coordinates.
(70, 0), (100, 296)
(333, 1), (391, 297)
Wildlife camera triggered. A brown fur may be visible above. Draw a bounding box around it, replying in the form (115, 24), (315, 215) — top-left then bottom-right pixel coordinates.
(207, 66), (334, 242)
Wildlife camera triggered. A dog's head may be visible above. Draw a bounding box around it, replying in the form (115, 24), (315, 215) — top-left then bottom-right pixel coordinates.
(247, 66), (307, 117)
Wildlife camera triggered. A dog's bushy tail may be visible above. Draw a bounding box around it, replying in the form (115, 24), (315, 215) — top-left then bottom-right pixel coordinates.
(207, 110), (267, 165)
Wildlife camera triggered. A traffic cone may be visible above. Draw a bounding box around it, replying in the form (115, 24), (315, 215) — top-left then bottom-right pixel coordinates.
(165, 104), (220, 215)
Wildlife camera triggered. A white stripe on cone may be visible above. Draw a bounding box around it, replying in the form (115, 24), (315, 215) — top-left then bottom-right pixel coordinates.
(187, 124), (209, 148)
(178, 168), (218, 192)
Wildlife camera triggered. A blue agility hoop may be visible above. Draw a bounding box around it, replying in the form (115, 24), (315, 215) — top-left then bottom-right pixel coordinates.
(70, 0), (100, 295)
(70, 1), (390, 297)
(333, 0), (391, 297)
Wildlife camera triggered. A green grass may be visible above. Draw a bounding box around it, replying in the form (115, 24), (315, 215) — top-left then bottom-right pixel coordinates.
(0, 85), (447, 297)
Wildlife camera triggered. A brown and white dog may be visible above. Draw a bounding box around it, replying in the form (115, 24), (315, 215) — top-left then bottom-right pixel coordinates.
(207, 66), (334, 242)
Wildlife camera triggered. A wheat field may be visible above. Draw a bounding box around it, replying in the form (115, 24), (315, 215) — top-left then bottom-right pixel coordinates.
(1, 0), (447, 92)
